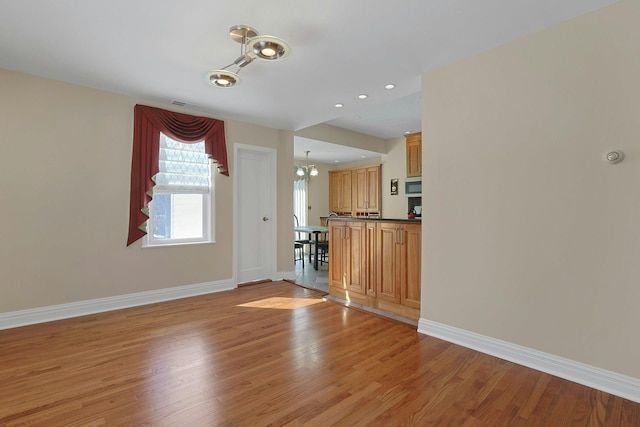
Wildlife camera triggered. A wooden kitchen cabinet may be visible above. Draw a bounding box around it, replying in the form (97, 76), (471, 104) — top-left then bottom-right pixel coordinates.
(328, 170), (352, 215)
(329, 218), (421, 321)
(401, 223), (421, 309)
(406, 133), (422, 177)
(329, 165), (381, 217)
(353, 165), (381, 216)
(376, 221), (421, 309)
(328, 220), (366, 296)
(376, 222), (401, 303)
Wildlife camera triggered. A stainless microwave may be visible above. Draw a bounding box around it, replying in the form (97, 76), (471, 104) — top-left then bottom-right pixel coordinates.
(404, 177), (422, 196)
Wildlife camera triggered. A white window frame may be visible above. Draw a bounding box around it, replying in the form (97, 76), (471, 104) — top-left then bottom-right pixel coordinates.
(143, 187), (214, 248)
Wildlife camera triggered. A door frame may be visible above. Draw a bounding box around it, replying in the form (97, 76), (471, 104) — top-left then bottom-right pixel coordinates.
(233, 143), (277, 285)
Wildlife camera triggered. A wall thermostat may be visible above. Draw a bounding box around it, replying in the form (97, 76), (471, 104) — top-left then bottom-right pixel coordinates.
(605, 151), (624, 164)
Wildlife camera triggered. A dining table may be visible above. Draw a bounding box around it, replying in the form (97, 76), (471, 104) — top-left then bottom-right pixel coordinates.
(294, 225), (329, 270)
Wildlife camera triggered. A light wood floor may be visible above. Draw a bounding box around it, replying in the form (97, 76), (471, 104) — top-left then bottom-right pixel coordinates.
(1, 281), (638, 426)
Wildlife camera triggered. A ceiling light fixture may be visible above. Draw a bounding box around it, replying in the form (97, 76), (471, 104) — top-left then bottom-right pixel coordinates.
(208, 25), (291, 88)
(385, 83), (396, 89)
(335, 103), (344, 108)
(295, 151), (319, 180)
(358, 94), (368, 99)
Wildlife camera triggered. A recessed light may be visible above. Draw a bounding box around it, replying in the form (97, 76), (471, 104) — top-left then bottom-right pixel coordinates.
(334, 160), (339, 163)
(361, 155), (366, 158)
(354, 115), (361, 119)
(384, 84), (395, 90)
(358, 94), (368, 99)
(334, 103), (344, 108)
(404, 131), (411, 134)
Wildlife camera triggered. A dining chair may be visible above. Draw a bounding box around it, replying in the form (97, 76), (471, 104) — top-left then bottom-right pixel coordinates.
(316, 238), (329, 266)
(294, 240), (305, 267)
(294, 214), (311, 267)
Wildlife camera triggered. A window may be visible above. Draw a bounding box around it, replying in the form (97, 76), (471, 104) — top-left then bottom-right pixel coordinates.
(144, 134), (213, 247)
(127, 104), (227, 247)
(293, 178), (307, 226)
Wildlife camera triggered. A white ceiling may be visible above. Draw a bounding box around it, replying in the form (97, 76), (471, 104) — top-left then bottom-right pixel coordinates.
(0, 0), (619, 164)
(295, 137), (382, 165)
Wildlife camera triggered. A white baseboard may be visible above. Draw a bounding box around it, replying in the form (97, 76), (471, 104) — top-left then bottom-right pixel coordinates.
(0, 279), (235, 331)
(418, 318), (640, 404)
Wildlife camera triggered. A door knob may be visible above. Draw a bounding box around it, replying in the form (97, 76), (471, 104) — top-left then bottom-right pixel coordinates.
(263, 217), (269, 221)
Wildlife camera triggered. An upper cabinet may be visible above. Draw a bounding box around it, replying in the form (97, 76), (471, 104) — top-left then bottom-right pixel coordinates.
(352, 165), (381, 216)
(329, 170), (353, 215)
(406, 132), (422, 177)
(329, 165), (381, 217)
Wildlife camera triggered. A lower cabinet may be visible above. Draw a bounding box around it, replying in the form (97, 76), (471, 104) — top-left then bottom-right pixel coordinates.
(377, 223), (401, 303)
(329, 219), (421, 320)
(400, 223), (421, 309)
(328, 220), (366, 295)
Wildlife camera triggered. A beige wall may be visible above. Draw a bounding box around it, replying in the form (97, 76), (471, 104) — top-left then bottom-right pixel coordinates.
(421, 0), (640, 379)
(0, 68), (294, 313)
(381, 136), (409, 218)
(276, 130), (295, 269)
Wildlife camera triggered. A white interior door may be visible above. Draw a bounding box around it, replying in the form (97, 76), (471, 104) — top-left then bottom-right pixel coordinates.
(235, 145), (276, 283)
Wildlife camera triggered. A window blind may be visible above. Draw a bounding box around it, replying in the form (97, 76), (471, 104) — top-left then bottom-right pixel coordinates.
(154, 133), (210, 192)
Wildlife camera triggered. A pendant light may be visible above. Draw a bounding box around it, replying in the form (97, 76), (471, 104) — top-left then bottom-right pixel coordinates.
(295, 151), (319, 180)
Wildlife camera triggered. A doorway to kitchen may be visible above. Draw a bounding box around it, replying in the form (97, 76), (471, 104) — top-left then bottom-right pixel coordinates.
(293, 174), (328, 293)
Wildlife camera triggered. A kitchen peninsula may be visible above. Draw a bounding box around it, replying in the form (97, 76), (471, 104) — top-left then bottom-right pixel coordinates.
(327, 217), (421, 321)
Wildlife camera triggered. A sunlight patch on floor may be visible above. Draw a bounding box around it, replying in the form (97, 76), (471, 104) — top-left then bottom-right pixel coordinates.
(237, 297), (324, 310)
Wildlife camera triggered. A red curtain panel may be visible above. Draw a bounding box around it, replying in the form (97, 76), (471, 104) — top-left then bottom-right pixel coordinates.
(127, 104), (228, 246)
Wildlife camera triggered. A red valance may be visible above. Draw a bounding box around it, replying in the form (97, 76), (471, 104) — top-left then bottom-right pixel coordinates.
(127, 104), (228, 246)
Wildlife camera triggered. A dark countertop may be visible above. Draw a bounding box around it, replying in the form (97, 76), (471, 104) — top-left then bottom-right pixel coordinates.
(326, 216), (421, 223)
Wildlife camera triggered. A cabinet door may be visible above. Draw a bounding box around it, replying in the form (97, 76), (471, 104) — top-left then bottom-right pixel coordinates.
(329, 172), (341, 213)
(400, 223), (421, 309)
(329, 221), (365, 295)
(353, 166), (381, 215)
(352, 168), (367, 212)
(329, 221), (346, 289)
(345, 222), (365, 295)
(406, 133), (422, 178)
(376, 223), (400, 303)
(329, 171), (353, 214)
(365, 166), (380, 212)
(339, 170), (352, 212)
